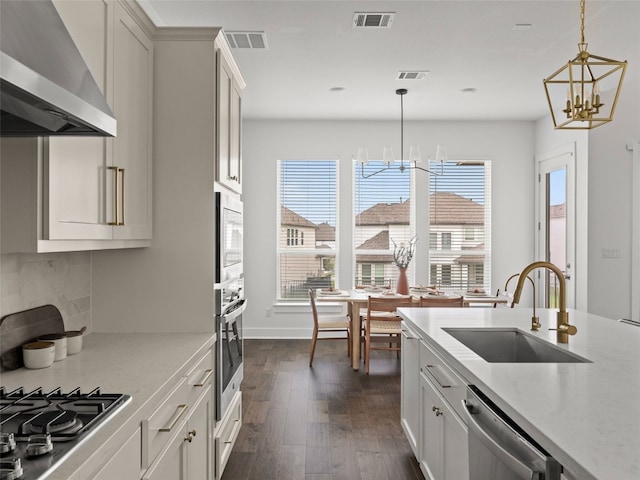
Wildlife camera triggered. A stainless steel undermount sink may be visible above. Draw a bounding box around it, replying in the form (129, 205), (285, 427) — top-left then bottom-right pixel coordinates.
(442, 328), (591, 363)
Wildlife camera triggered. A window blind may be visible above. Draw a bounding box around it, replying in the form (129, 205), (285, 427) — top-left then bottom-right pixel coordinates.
(353, 161), (414, 289)
(429, 160), (492, 291)
(278, 160), (337, 300)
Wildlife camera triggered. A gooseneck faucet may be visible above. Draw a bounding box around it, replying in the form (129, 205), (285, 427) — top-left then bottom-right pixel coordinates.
(511, 261), (577, 343)
(505, 273), (540, 331)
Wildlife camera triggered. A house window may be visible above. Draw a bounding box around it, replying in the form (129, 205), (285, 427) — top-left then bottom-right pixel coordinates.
(278, 160), (337, 300)
(354, 160), (413, 289)
(429, 160), (492, 291)
(442, 232), (452, 250)
(429, 232), (437, 249)
(464, 227), (475, 240)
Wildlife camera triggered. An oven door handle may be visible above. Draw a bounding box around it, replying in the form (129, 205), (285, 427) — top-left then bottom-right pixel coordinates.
(221, 299), (247, 322)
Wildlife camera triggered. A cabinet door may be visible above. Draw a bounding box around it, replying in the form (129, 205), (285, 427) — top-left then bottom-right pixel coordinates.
(401, 325), (420, 458)
(216, 49), (242, 194)
(442, 407), (468, 480)
(142, 428), (187, 480)
(112, 2), (153, 240)
(229, 80), (242, 193)
(94, 428), (142, 480)
(186, 387), (213, 479)
(46, 0), (113, 240)
(420, 372), (443, 480)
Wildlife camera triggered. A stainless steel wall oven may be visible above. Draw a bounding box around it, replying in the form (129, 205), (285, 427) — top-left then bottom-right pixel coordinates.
(214, 188), (245, 421)
(215, 276), (245, 421)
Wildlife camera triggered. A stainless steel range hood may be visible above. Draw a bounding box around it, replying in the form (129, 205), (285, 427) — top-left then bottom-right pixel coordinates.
(0, 0), (116, 137)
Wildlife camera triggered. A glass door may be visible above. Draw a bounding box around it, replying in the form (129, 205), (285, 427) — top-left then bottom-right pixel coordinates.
(537, 148), (575, 308)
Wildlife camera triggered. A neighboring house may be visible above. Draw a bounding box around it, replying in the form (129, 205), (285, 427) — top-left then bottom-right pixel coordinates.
(281, 192), (487, 291)
(355, 193), (486, 288)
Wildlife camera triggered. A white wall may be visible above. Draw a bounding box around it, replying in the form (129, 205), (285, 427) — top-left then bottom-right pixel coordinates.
(242, 119), (535, 338)
(535, 87), (639, 320)
(587, 89), (639, 319)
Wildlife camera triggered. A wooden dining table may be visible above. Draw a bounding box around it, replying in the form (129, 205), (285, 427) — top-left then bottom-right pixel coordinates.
(315, 288), (508, 370)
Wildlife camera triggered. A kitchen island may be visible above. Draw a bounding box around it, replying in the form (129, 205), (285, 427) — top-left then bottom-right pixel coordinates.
(0, 332), (214, 479)
(398, 307), (640, 480)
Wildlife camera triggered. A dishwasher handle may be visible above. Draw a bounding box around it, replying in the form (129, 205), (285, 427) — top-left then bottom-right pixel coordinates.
(462, 399), (542, 480)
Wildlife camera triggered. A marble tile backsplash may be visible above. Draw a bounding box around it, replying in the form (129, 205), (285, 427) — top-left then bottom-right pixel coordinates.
(1, 252), (91, 331)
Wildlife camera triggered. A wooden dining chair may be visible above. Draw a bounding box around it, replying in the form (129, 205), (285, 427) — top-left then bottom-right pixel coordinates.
(364, 296), (413, 374)
(418, 295), (465, 307)
(308, 288), (352, 367)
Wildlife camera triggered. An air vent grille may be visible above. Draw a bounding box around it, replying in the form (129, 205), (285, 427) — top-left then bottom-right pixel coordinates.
(353, 12), (395, 28)
(397, 71), (429, 80)
(225, 31), (268, 49)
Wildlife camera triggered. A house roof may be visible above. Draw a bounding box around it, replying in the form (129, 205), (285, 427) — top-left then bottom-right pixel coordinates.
(356, 201), (409, 226)
(430, 192), (484, 225)
(550, 203), (566, 219)
(316, 222), (335, 242)
(357, 230), (389, 250)
(355, 193), (484, 226)
(281, 206), (316, 228)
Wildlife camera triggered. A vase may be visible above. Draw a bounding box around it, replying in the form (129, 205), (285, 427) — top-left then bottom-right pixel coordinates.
(396, 267), (409, 295)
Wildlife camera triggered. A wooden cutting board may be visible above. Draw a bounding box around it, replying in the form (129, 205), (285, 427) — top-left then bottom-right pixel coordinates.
(0, 304), (65, 370)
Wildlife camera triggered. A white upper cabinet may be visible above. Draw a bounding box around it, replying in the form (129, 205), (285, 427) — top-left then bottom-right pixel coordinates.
(216, 44), (244, 194)
(0, 0), (153, 253)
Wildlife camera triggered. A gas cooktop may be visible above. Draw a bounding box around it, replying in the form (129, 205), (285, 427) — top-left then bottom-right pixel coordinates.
(0, 387), (131, 480)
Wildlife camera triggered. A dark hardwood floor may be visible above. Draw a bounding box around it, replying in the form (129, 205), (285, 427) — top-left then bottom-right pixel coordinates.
(222, 339), (424, 480)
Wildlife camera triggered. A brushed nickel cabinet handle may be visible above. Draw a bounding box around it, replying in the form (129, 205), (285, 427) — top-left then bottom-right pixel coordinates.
(108, 166), (119, 225)
(194, 369), (213, 387)
(159, 404), (188, 432)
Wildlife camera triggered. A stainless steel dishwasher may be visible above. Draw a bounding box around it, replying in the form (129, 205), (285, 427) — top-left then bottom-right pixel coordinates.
(463, 385), (562, 480)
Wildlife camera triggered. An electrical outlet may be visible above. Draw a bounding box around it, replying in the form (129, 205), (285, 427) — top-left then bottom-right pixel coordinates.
(601, 248), (621, 259)
(266, 307), (272, 317)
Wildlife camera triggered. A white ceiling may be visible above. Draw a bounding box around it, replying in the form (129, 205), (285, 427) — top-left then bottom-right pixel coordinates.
(139, 0), (639, 122)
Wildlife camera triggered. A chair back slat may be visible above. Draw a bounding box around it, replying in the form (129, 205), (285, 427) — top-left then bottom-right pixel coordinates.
(419, 295), (464, 307)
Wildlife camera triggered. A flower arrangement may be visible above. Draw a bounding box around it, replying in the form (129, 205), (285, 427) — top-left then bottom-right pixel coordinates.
(392, 236), (418, 269)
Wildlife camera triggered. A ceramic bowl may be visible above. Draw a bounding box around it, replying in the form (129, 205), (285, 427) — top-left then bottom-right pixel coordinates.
(22, 341), (56, 369)
(65, 328), (85, 355)
(37, 333), (67, 361)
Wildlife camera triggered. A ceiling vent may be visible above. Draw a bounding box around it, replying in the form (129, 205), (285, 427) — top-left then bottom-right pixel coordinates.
(397, 71), (429, 80)
(225, 31), (268, 49)
(353, 12), (395, 28)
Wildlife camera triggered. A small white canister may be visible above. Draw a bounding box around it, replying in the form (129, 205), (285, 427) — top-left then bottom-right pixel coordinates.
(22, 341), (56, 369)
(65, 328), (85, 355)
(37, 333), (67, 361)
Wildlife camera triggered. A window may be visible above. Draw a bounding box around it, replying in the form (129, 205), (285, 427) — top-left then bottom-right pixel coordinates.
(278, 160), (337, 300)
(442, 232), (452, 250)
(354, 160), (413, 289)
(428, 160), (492, 290)
(429, 232), (437, 249)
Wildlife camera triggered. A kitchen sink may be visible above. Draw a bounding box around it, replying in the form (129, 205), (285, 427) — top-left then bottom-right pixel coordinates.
(442, 328), (591, 363)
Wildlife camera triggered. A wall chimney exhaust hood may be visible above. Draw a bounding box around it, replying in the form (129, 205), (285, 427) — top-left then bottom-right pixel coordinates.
(0, 0), (116, 137)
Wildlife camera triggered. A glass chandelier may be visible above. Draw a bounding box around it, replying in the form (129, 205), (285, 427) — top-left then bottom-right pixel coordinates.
(356, 89), (446, 178)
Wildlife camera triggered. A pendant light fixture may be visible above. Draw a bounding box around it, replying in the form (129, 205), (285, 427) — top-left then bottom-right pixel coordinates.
(543, 0), (627, 129)
(356, 89), (446, 178)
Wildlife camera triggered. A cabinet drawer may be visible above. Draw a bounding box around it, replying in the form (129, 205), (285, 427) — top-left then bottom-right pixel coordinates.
(419, 341), (468, 421)
(215, 391), (242, 477)
(186, 350), (214, 407)
(142, 377), (188, 468)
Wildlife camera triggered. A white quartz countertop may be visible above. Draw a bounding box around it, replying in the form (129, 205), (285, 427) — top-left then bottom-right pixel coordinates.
(398, 307), (640, 480)
(0, 332), (215, 479)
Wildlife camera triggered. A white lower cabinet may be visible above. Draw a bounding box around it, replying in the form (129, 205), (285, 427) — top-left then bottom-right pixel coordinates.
(401, 323), (421, 458)
(419, 371), (468, 480)
(214, 390), (242, 479)
(93, 427), (142, 480)
(404, 338), (468, 480)
(143, 386), (212, 480)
